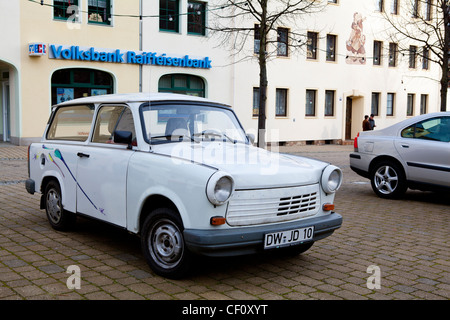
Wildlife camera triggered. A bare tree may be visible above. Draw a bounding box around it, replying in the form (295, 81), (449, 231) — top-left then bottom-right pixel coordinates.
(382, 0), (449, 112)
(209, 0), (325, 147)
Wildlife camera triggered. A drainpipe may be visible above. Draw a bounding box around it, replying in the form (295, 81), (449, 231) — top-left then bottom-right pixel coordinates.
(139, 0), (143, 92)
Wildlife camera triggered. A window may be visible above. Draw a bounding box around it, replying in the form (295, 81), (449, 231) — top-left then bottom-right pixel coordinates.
(307, 32), (318, 60)
(326, 34), (337, 62)
(47, 105), (95, 141)
(88, 0), (111, 25)
(391, 0), (399, 14)
(409, 45), (417, 68)
(371, 92), (380, 116)
(420, 94), (428, 114)
(160, 0), (179, 32)
(276, 89), (288, 117)
(389, 42), (397, 67)
(253, 87), (260, 117)
(325, 90), (335, 116)
(401, 117), (450, 142)
(277, 28), (289, 57)
(51, 69), (113, 105)
(376, 0), (384, 12)
(158, 74), (205, 97)
(422, 47), (429, 70)
(425, 0), (432, 21)
(387, 93), (395, 116)
(407, 94), (415, 116)
(412, 0), (419, 18)
(373, 41), (382, 65)
(188, 1), (206, 35)
(54, 0), (79, 20)
(305, 90), (316, 116)
(92, 106), (136, 144)
(254, 24), (261, 54)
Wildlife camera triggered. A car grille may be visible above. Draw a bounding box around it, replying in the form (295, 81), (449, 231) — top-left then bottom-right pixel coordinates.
(226, 184), (320, 226)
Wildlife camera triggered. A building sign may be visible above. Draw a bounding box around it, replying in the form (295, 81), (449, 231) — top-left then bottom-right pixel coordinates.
(29, 43), (47, 56)
(48, 44), (212, 69)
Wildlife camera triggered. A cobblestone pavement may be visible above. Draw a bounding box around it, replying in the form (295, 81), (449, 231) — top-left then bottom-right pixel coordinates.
(0, 143), (448, 300)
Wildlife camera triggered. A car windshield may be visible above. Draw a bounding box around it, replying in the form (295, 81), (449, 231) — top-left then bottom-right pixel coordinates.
(140, 103), (248, 145)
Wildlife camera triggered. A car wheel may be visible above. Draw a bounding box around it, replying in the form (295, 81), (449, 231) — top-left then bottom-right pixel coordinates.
(44, 180), (76, 231)
(141, 208), (192, 279)
(370, 161), (407, 199)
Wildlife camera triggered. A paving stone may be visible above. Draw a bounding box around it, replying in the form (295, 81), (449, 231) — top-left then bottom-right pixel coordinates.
(0, 144), (448, 301)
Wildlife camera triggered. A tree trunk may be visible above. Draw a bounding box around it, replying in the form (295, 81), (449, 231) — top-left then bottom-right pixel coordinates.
(441, 2), (449, 112)
(257, 0), (268, 148)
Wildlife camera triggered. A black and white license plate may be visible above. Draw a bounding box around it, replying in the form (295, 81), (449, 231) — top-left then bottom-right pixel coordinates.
(264, 226), (314, 249)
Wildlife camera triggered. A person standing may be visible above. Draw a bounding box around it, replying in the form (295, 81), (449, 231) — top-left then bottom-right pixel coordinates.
(363, 115), (371, 131)
(369, 114), (376, 130)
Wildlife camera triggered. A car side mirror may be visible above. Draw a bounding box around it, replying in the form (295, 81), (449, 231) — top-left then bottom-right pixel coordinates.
(114, 130), (133, 149)
(246, 133), (255, 145)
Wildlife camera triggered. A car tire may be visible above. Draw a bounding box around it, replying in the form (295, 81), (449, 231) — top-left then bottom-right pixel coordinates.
(44, 180), (76, 231)
(370, 161), (407, 199)
(141, 208), (192, 279)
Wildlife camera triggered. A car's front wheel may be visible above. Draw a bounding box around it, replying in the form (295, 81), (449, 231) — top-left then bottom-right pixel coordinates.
(141, 208), (192, 279)
(370, 161), (407, 199)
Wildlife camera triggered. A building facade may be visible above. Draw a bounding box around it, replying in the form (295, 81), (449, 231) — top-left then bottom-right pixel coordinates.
(0, 0), (447, 145)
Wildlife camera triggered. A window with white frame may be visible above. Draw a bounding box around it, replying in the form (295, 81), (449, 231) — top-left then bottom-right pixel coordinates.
(305, 89), (316, 116)
(276, 89), (288, 117)
(387, 93), (395, 116)
(325, 90), (335, 116)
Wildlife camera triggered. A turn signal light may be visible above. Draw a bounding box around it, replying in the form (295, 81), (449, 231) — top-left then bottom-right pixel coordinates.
(210, 216), (226, 226)
(323, 203), (335, 211)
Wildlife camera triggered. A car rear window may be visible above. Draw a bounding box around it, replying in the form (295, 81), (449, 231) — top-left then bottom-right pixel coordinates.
(46, 105), (95, 141)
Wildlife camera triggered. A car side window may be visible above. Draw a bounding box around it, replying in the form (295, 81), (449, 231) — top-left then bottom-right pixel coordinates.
(47, 105), (95, 141)
(401, 117), (450, 142)
(92, 106), (137, 145)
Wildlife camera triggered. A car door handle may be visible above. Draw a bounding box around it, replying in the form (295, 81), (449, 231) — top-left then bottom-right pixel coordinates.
(77, 152), (90, 158)
(401, 144), (409, 148)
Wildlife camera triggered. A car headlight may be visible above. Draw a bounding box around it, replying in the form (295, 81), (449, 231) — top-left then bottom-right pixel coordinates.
(206, 171), (235, 206)
(321, 165), (343, 194)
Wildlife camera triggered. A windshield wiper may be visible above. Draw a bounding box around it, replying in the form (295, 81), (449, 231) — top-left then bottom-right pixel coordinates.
(151, 135), (198, 143)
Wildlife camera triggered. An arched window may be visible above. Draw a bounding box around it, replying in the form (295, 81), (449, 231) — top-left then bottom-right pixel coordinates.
(51, 68), (113, 105)
(158, 74), (205, 97)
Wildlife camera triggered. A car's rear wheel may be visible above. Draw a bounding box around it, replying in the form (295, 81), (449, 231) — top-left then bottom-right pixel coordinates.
(370, 161), (407, 199)
(141, 208), (192, 279)
(44, 180), (76, 230)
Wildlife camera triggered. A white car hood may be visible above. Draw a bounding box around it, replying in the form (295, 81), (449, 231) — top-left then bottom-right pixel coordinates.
(152, 142), (328, 189)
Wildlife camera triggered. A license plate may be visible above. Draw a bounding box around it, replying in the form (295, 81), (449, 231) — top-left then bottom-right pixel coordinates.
(264, 226), (314, 249)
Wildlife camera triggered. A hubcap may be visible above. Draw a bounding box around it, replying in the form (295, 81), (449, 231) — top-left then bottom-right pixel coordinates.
(47, 188), (62, 224)
(374, 165), (398, 195)
(149, 219), (183, 269)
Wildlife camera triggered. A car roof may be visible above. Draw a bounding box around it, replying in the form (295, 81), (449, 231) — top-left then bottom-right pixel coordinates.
(362, 111), (450, 136)
(55, 92), (230, 108)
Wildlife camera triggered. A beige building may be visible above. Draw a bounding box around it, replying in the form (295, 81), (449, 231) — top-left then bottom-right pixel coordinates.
(0, 0), (140, 145)
(0, 0), (446, 145)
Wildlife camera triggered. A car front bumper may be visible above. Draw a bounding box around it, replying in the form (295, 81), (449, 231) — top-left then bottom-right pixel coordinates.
(184, 212), (343, 257)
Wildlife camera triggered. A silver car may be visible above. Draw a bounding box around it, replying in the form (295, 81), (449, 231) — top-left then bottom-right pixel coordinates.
(350, 112), (450, 199)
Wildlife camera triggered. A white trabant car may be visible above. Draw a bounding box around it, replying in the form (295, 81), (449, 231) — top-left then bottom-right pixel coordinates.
(26, 93), (343, 278)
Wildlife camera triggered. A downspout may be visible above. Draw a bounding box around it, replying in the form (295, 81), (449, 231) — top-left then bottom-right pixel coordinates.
(139, 0), (143, 92)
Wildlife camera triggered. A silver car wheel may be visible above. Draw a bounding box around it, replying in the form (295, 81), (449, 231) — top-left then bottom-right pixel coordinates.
(46, 187), (62, 224)
(374, 165), (399, 195)
(148, 219), (184, 269)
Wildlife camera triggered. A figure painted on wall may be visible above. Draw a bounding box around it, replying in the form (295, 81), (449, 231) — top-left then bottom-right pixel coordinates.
(346, 12), (366, 65)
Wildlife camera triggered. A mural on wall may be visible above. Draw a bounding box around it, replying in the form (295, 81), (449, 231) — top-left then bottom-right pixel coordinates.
(346, 12), (366, 65)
